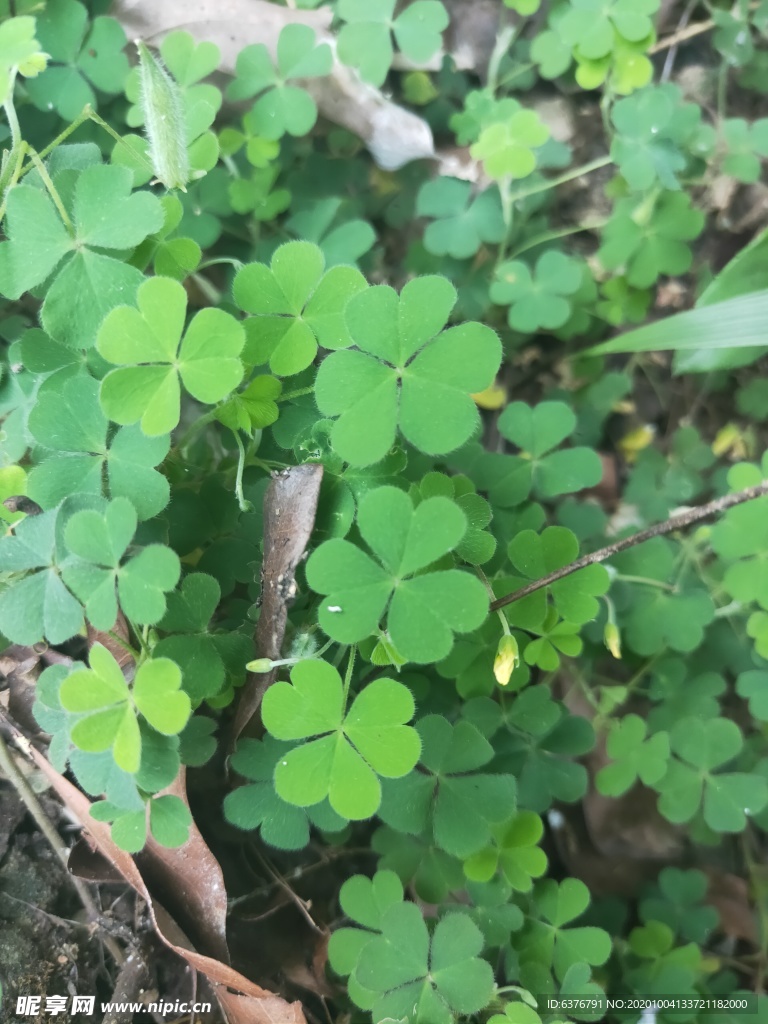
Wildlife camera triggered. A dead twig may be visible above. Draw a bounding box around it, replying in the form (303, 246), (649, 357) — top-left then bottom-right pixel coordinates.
(490, 481), (768, 612)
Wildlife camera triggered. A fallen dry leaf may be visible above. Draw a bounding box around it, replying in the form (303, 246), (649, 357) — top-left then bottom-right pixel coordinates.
(27, 745), (307, 1024)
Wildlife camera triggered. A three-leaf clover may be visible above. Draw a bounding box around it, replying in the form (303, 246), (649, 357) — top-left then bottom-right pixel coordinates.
(491, 252), (584, 333)
(523, 877), (612, 981)
(233, 240), (367, 375)
(654, 716), (768, 832)
(416, 179), (505, 260)
(224, 735), (345, 848)
(0, 508), (83, 644)
(355, 905), (495, 1024)
(97, 276), (245, 436)
(306, 486), (489, 663)
(336, 0), (449, 87)
(153, 573), (251, 703)
(470, 110), (549, 180)
(226, 24), (332, 139)
(413, 472), (497, 566)
(27, 373), (170, 520)
(59, 644), (190, 774)
(596, 714), (671, 795)
(315, 275), (501, 466)
(639, 868), (719, 943)
(25, 0), (130, 119)
(261, 659), (421, 820)
(598, 193), (705, 288)
(495, 401), (603, 504)
(61, 497), (181, 630)
(463, 811), (548, 891)
(378, 715), (517, 858)
(0, 166), (164, 348)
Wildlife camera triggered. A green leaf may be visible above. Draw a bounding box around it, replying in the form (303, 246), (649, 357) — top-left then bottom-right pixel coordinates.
(97, 275), (245, 435)
(379, 715), (516, 858)
(149, 794), (193, 847)
(470, 111), (549, 180)
(262, 659), (420, 819)
(316, 276), (501, 466)
(234, 241), (367, 375)
(62, 497), (180, 629)
(491, 252), (584, 333)
(227, 25), (331, 139)
(0, 165), (163, 347)
(0, 508), (83, 644)
(307, 486), (489, 663)
(337, 0), (448, 87)
(417, 179), (505, 259)
(463, 811), (548, 891)
(639, 868), (719, 942)
(595, 714), (670, 795)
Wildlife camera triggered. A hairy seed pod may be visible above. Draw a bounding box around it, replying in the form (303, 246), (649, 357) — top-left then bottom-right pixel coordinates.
(136, 40), (189, 192)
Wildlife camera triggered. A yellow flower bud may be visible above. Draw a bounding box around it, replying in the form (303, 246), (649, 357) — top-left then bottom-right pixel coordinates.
(136, 40), (189, 192)
(494, 633), (519, 686)
(604, 621), (621, 659)
(246, 657), (273, 673)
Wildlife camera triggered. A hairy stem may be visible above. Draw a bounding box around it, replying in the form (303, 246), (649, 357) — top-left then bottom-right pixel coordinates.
(490, 481), (768, 612)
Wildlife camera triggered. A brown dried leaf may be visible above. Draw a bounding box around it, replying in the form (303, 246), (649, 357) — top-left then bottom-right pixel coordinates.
(27, 746), (307, 1024)
(232, 464), (324, 739)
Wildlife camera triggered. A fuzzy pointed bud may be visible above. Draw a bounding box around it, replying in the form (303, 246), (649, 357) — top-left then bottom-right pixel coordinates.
(136, 40), (189, 192)
(246, 658), (273, 673)
(604, 621), (622, 659)
(494, 633), (519, 685)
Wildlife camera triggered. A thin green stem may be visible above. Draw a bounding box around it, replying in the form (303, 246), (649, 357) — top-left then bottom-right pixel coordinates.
(507, 155), (613, 207)
(29, 149), (74, 233)
(507, 220), (608, 260)
(232, 430), (254, 512)
(0, 137), (27, 220)
(175, 407), (219, 450)
(20, 106), (91, 174)
(342, 645), (357, 707)
(197, 256), (245, 273)
(614, 573), (678, 592)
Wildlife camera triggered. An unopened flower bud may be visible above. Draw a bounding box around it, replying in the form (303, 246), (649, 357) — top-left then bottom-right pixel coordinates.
(494, 633), (519, 686)
(604, 621), (621, 660)
(136, 40), (189, 191)
(246, 657), (273, 673)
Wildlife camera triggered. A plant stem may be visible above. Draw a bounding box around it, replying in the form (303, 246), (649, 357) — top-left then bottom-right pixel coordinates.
(30, 149), (74, 233)
(278, 385), (315, 403)
(232, 430), (254, 512)
(342, 645), (356, 707)
(490, 481), (768, 612)
(487, 23), (518, 94)
(506, 155), (612, 207)
(507, 220), (608, 260)
(175, 407), (219, 450)
(0, 724), (125, 966)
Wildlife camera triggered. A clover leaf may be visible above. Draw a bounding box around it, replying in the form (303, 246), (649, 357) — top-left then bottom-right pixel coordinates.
(463, 811), (548, 891)
(610, 85), (705, 191)
(524, 877), (612, 981)
(226, 24), (332, 139)
(224, 735), (345, 849)
(416, 179), (505, 260)
(0, 15), (47, 104)
(654, 716), (768, 832)
(720, 118), (768, 182)
(0, 166), (164, 348)
(598, 192), (705, 288)
(596, 715), (671, 796)
(736, 670), (768, 720)
(215, 375), (282, 433)
(26, 373), (169, 520)
(489, 687), (594, 811)
(355, 905), (494, 1024)
(315, 276), (501, 466)
(711, 494), (768, 610)
(413, 472), (496, 565)
(372, 826), (465, 904)
(490, 252), (584, 333)
(496, 401), (603, 503)
(61, 497), (181, 630)
(25, 0), (129, 119)
(0, 508), (83, 644)
(153, 573), (251, 703)
(233, 241), (367, 375)
(379, 715), (517, 858)
(59, 644), (190, 774)
(470, 110), (549, 180)
(261, 659), (420, 820)
(336, 0), (449, 87)
(306, 486), (489, 663)
(97, 276), (245, 436)
(639, 868), (719, 943)
(285, 197), (376, 268)
(507, 527), (610, 624)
